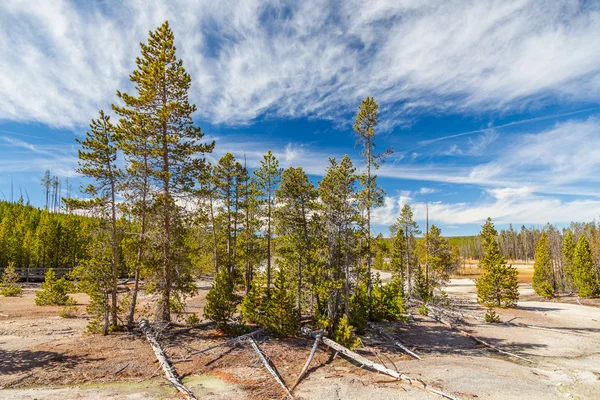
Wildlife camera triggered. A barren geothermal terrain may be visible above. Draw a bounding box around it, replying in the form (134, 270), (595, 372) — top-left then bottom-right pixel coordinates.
(1, 275), (599, 400)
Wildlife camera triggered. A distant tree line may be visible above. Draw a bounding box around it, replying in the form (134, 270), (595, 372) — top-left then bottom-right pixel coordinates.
(0, 200), (90, 272)
(460, 219), (600, 301)
(449, 222), (600, 262)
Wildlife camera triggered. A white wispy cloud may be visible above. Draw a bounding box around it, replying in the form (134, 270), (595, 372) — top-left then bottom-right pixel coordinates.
(1, 0), (599, 128)
(205, 135), (336, 176)
(475, 117), (600, 191)
(373, 187), (600, 228)
(0, 136), (78, 177)
(373, 117), (600, 197)
(418, 187), (439, 195)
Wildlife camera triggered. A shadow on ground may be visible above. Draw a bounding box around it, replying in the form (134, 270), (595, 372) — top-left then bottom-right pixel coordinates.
(0, 348), (104, 375)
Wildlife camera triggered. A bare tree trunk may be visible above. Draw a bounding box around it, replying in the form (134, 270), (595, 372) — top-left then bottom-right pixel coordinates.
(209, 193), (219, 274)
(139, 319), (197, 399)
(368, 322), (421, 360)
(161, 117), (171, 322)
(128, 189), (147, 327)
(109, 176), (119, 328)
(244, 156), (251, 293)
(267, 175), (272, 295)
(425, 199), (429, 289)
(366, 142), (372, 318)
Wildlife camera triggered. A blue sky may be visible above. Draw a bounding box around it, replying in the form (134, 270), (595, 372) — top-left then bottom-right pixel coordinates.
(2, 0), (600, 236)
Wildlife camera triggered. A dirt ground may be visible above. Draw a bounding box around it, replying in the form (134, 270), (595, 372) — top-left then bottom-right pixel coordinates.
(1, 275), (600, 400)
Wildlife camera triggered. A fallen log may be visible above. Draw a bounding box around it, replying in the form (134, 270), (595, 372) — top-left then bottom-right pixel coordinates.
(138, 318), (197, 400)
(247, 336), (293, 399)
(301, 327), (459, 400)
(290, 330), (323, 392)
(368, 322), (421, 360)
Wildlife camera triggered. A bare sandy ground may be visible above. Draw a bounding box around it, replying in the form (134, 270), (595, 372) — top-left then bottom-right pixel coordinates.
(1, 278), (599, 399)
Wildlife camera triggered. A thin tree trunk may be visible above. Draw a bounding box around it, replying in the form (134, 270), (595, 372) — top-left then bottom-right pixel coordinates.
(300, 199), (311, 317)
(244, 156), (251, 293)
(110, 176), (119, 327)
(425, 199), (429, 289)
(368, 322), (421, 360)
(232, 179), (240, 280)
(209, 193), (218, 274)
(161, 116), (171, 322)
(128, 184), (147, 327)
(366, 140), (372, 319)
(406, 224), (411, 297)
(103, 292), (109, 336)
(226, 178), (232, 277)
(267, 175), (272, 295)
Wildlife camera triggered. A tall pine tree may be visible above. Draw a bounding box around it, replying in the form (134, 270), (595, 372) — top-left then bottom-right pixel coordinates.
(70, 110), (121, 328)
(562, 231), (575, 291)
(391, 205), (420, 297)
(353, 97), (390, 317)
(254, 150), (282, 295)
(319, 155), (359, 331)
(532, 232), (555, 297)
(475, 218), (519, 307)
(114, 99), (153, 327)
(275, 167), (319, 316)
(572, 235), (598, 298)
(115, 21), (214, 321)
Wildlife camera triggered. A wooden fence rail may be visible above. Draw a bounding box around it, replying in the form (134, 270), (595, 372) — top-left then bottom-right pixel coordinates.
(0, 267), (72, 281)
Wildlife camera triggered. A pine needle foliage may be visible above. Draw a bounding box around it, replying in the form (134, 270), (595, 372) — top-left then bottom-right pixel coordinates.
(204, 269), (238, 330)
(412, 266), (433, 302)
(264, 268), (299, 336)
(371, 273), (406, 322)
(572, 235), (598, 298)
(73, 234), (116, 334)
(241, 272), (267, 325)
(335, 313), (360, 350)
(475, 218), (519, 308)
(484, 308), (500, 323)
(254, 150), (283, 294)
(35, 268), (73, 306)
(349, 281), (369, 333)
(0, 262), (21, 297)
(532, 232), (555, 297)
(562, 231), (576, 290)
(353, 97), (389, 316)
(70, 110), (121, 328)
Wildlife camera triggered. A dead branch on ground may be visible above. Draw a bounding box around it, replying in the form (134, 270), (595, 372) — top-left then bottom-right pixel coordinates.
(301, 327), (460, 400)
(139, 318), (197, 400)
(368, 322), (421, 360)
(247, 336), (294, 399)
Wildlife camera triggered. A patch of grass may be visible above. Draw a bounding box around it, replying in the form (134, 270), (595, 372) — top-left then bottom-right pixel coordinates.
(58, 305), (78, 318)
